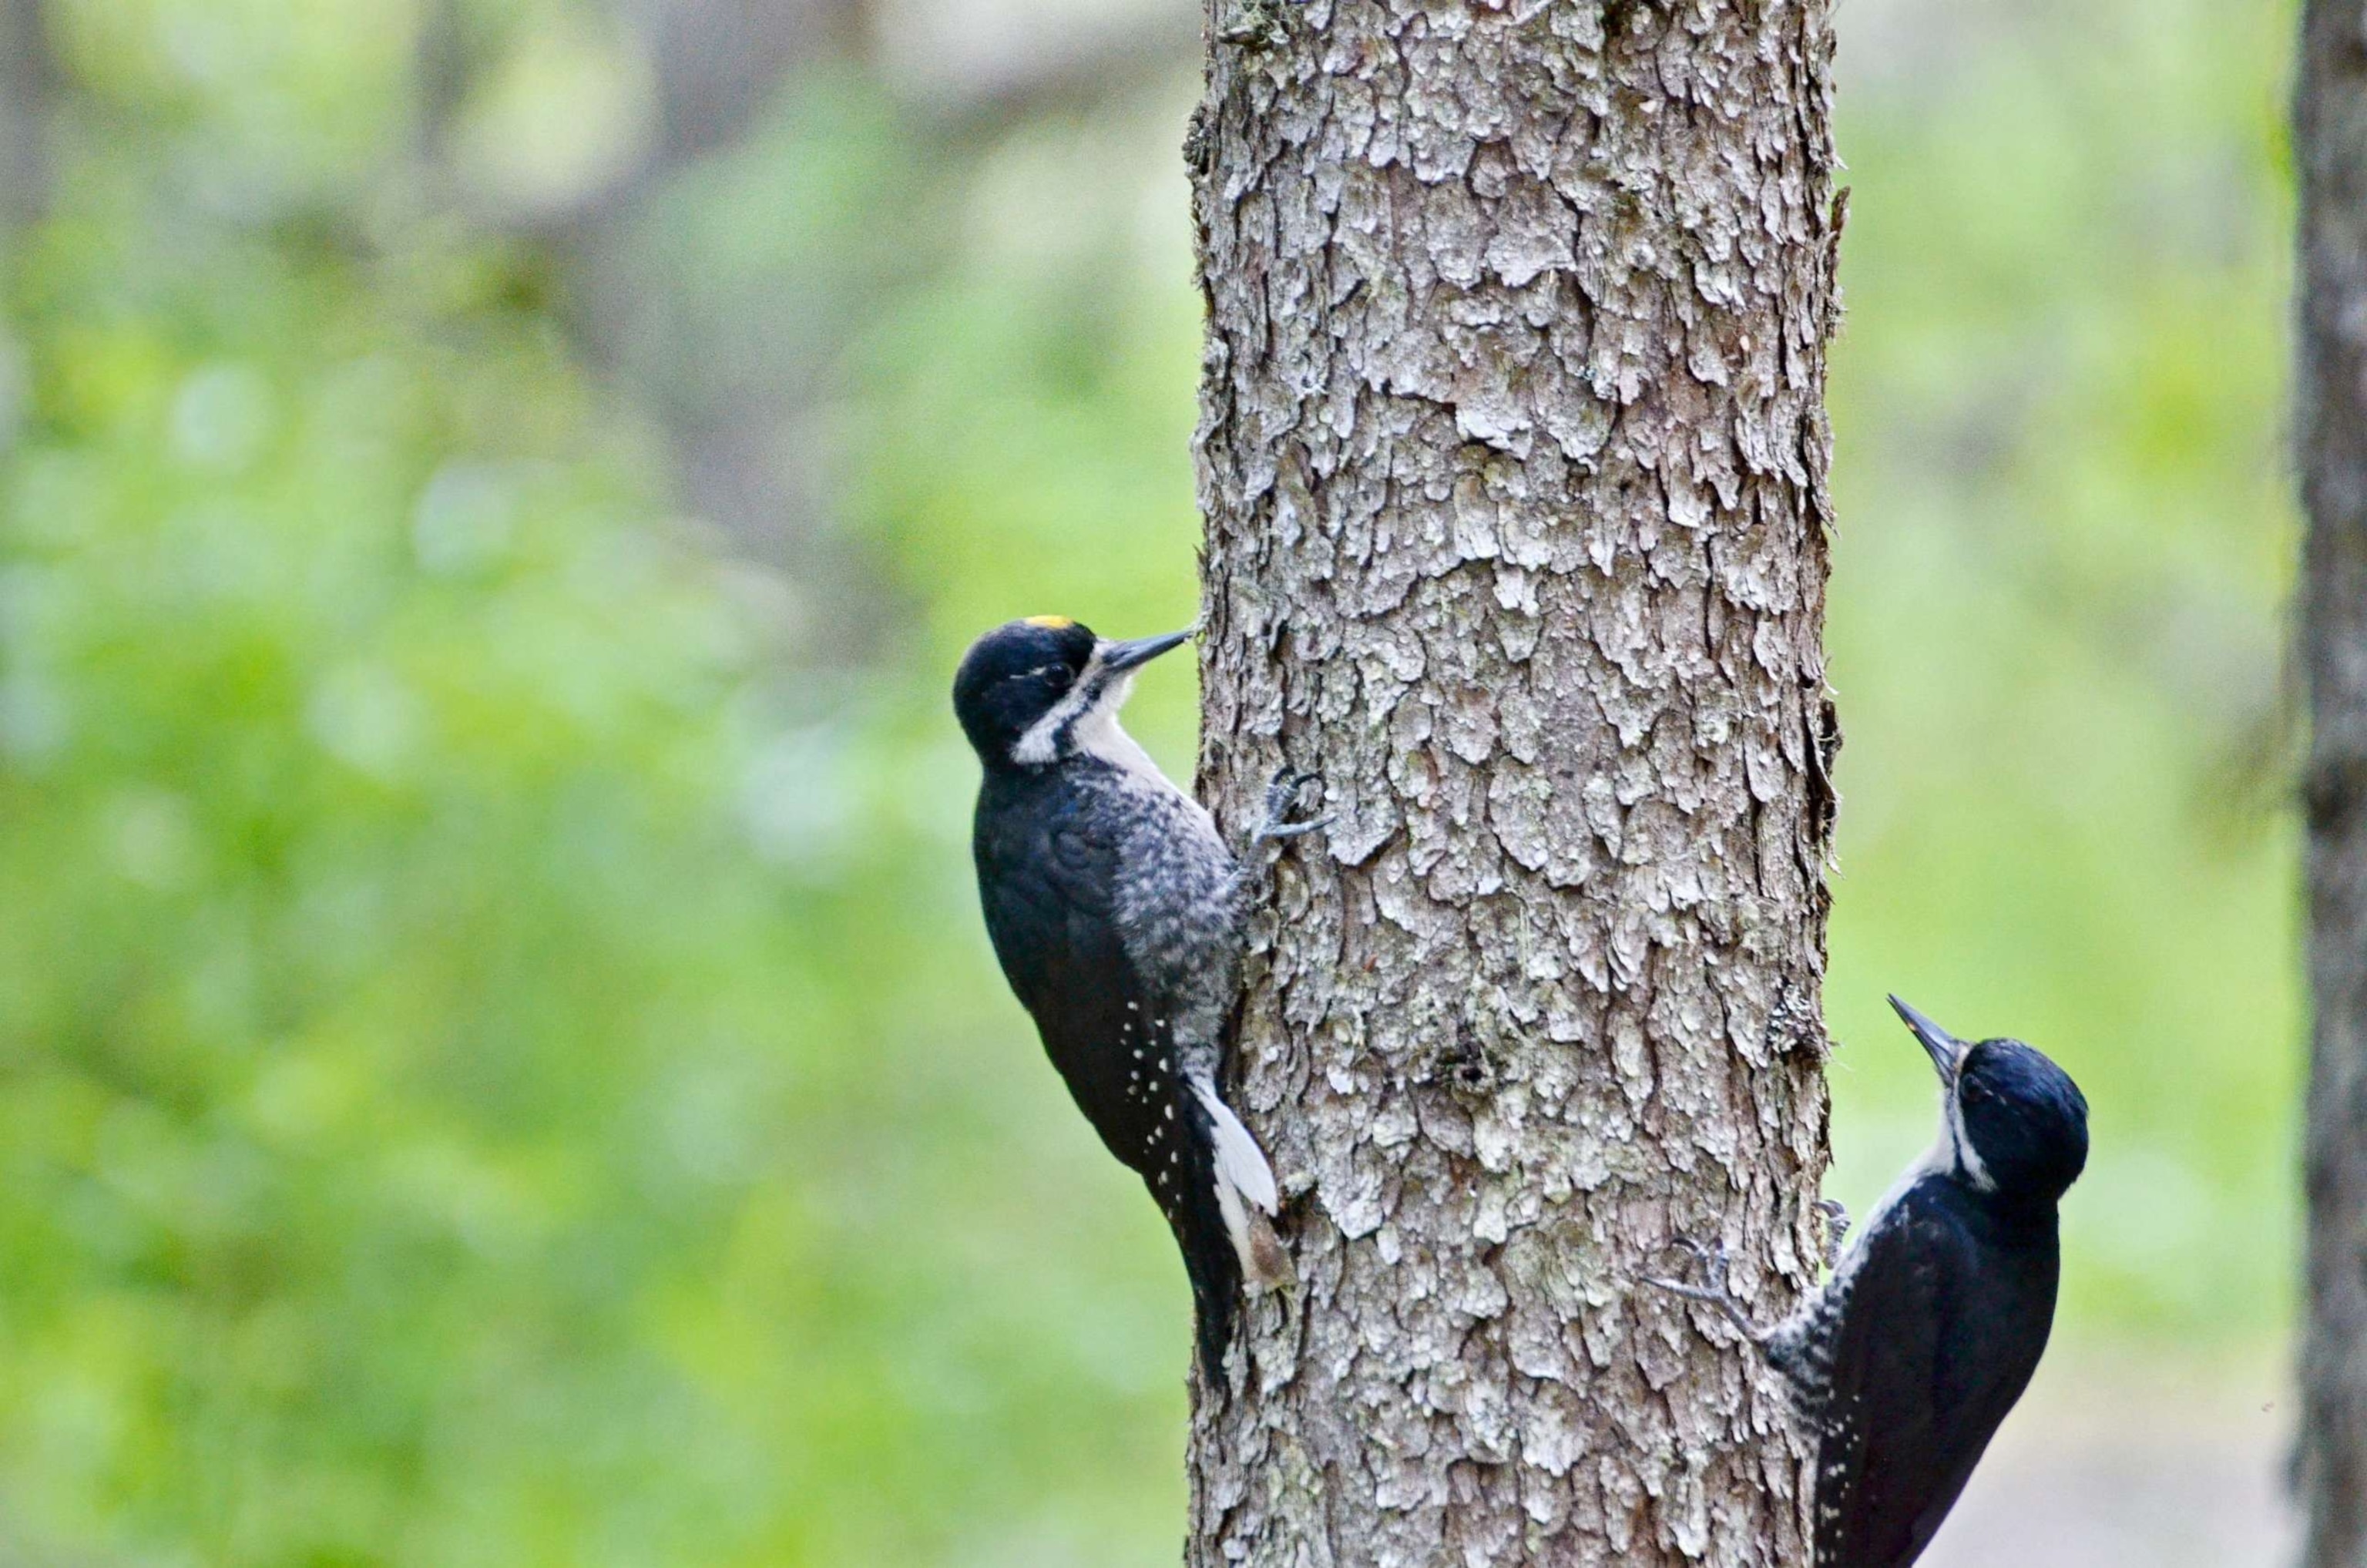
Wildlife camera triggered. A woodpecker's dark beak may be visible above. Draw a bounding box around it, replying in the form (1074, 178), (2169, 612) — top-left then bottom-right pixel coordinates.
(1889, 996), (1967, 1088)
(1098, 628), (1195, 673)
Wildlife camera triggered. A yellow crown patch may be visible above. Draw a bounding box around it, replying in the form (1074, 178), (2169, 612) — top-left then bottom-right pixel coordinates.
(1023, 615), (1076, 630)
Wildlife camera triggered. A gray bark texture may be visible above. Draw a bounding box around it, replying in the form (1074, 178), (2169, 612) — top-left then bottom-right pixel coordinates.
(1185, 2), (1843, 1565)
(2296, 5), (2367, 1564)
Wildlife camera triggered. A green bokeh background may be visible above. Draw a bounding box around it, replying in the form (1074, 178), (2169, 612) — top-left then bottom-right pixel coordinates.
(0, 0), (2302, 1562)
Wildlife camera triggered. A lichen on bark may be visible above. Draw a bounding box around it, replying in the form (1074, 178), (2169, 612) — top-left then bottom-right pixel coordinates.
(1186, 1), (1844, 1563)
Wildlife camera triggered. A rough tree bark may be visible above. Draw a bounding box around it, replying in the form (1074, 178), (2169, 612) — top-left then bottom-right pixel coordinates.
(1187, 2), (1843, 1564)
(2295, 5), (2367, 1563)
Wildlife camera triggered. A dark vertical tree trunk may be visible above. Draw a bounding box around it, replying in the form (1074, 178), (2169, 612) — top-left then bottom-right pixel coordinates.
(1187, 2), (1843, 1563)
(2295, 5), (2367, 1563)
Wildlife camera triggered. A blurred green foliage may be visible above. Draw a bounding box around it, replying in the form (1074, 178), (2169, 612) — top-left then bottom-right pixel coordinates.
(1818, 0), (2299, 1349)
(0, 0), (2303, 1562)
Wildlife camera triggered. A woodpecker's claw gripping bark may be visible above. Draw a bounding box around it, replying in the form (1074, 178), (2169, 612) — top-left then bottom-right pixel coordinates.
(1645, 1237), (1769, 1344)
(1253, 766), (1332, 843)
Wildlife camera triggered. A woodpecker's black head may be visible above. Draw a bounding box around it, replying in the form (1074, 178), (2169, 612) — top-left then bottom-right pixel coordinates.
(1890, 996), (2089, 1204)
(952, 616), (1193, 769)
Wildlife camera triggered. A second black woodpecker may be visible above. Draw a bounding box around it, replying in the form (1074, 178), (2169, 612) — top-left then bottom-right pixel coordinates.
(1654, 996), (2089, 1568)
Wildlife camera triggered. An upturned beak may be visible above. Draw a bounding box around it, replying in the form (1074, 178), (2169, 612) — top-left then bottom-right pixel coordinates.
(1889, 995), (1967, 1088)
(1098, 627), (1195, 673)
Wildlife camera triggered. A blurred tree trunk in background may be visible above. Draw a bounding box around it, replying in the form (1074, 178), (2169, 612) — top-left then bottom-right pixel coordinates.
(0, 0), (47, 468)
(1187, 2), (1843, 1563)
(545, 0), (871, 576)
(483, 0), (1199, 637)
(411, 0), (882, 617)
(2295, 5), (2367, 1563)
(0, 0), (50, 231)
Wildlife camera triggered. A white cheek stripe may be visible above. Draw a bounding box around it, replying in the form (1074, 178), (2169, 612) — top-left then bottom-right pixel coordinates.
(1828, 1076), (1989, 1285)
(1010, 655), (1108, 766)
(1946, 1083), (1996, 1192)
(1011, 664), (1187, 808)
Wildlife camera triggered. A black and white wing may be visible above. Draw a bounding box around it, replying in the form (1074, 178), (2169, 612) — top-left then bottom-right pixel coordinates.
(975, 772), (1194, 1183)
(972, 769), (1248, 1374)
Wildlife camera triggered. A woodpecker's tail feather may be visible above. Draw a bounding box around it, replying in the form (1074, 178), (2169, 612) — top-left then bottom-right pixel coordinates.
(1177, 1184), (1245, 1383)
(1190, 1078), (1289, 1291)
(1173, 1080), (1290, 1384)
(1181, 1205), (1292, 1382)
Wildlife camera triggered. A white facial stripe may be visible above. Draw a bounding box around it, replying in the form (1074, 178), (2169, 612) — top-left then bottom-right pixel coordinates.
(1009, 652), (1108, 766)
(1809, 1056), (1994, 1331)
(1009, 650), (1182, 793)
(1947, 1078), (1996, 1191)
(1837, 1066), (1983, 1284)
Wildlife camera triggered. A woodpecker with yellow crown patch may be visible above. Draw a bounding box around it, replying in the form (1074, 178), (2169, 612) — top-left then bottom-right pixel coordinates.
(954, 616), (1325, 1378)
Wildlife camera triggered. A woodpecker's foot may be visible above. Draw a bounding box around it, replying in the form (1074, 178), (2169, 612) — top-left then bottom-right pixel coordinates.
(1253, 767), (1331, 844)
(1817, 1198), (1851, 1272)
(1645, 1237), (1768, 1344)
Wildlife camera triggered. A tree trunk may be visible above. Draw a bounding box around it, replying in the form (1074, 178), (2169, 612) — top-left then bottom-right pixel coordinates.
(0, 0), (51, 232)
(2295, 5), (2367, 1563)
(1187, 3), (1842, 1564)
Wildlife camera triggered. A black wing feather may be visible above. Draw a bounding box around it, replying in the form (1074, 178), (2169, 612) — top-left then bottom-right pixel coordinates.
(977, 773), (1165, 1172)
(1812, 1182), (2059, 1568)
(972, 767), (1241, 1374)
